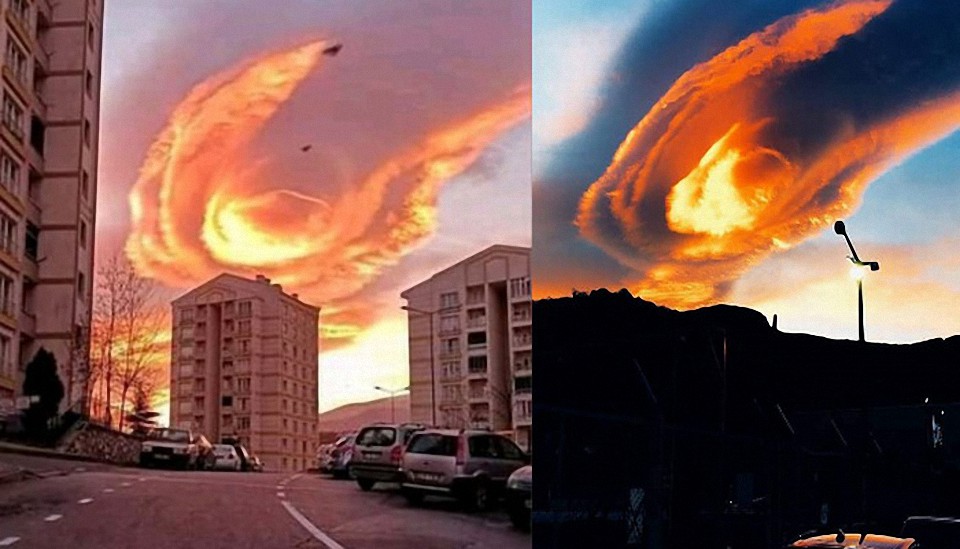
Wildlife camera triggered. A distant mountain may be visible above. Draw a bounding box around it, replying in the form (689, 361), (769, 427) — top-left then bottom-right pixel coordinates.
(317, 395), (410, 433)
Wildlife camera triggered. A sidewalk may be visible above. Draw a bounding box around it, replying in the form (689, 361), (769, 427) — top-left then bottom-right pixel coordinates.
(0, 440), (98, 464)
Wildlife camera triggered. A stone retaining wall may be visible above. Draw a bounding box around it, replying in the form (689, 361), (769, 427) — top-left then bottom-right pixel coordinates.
(63, 422), (141, 465)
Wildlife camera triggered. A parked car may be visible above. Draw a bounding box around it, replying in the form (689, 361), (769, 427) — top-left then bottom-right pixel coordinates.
(317, 443), (334, 472)
(140, 428), (215, 470)
(351, 422), (428, 491)
(399, 429), (529, 511)
(327, 433), (356, 479)
(211, 444), (243, 471)
(248, 455), (264, 472)
(505, 465), (532, 530)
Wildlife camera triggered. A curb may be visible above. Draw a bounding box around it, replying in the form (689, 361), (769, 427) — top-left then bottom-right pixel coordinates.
(0, 443), (102, 464)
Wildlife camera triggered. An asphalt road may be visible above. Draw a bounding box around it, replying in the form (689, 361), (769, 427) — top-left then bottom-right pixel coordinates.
(0, 453), (530, 549)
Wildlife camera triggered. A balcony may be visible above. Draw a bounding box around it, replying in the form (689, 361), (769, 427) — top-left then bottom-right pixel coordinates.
(466, 316), (486, 329)
(5, 9), (32, 49)
(439, 347), (461, 360)
(513, 354), (532, 374)
(0, 297), (15, 328)
(440, 370), (463, 383)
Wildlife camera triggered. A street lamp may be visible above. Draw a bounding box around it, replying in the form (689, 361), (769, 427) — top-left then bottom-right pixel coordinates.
(401, 305), (437, 426)
(834, 220), (880, 342)
(374, 385), (409, 424)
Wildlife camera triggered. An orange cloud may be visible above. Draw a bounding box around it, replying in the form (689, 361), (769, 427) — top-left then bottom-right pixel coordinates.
(574, 0), (960, 309)
(125, 40), (531, 344)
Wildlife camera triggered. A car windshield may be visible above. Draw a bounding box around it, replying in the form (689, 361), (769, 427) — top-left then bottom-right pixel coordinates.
(149, 429), (190, 443)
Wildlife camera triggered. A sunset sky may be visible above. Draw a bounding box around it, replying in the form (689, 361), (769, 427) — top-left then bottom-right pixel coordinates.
(98, 1), (531, 418)
(534, 0), (960, 343)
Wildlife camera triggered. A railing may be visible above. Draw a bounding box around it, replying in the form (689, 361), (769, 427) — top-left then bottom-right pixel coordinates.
(466, 316), (486, 329)
(0, 232), (15, 255)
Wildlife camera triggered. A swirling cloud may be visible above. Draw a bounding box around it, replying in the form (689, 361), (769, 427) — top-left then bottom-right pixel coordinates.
(576, 0), (960, 308)
(126, 40), (531, 341)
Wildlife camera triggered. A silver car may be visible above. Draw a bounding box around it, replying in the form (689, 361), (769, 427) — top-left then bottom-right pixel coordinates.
(211, 444), (243, 471)
(351, 422), (428, 491)
(399, 429), (529, 511)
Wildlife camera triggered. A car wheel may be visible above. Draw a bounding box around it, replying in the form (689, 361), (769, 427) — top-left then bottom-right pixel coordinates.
(357, 478), (375, 491)
(509, 508), (531, 531)
(402, 487), (425, 506)
(463, 479), (490, 512)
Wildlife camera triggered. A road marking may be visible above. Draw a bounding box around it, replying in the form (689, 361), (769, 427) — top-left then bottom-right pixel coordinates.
(103, 488), (114, 493)
(120, 482), (131, 487)
(78, 498), (93, 504)
(277, 492), (285, 498)
(280, 501), (345, 549)
(74, 467), (86, 472)
(44, 514), (62, 522)
(0, 537), (19, 546)
(138, 477), (146, 482)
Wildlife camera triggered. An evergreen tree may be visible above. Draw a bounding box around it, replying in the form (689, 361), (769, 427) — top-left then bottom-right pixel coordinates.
(22, 348), (65, 436)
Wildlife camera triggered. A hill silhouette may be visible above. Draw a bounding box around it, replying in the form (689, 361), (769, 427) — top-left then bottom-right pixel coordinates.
(533, 288), (960, 548)
(318, 395), (410, 433)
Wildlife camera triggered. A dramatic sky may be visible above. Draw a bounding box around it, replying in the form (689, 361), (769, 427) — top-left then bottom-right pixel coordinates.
(99, 1), (531, 418)
(534, 0), (960, 343)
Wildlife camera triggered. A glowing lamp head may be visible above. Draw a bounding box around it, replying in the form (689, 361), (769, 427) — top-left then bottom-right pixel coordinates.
(850, 265), (868, 280)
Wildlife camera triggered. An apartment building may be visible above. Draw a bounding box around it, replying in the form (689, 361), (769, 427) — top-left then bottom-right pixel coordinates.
(401, 244), (532, 451)
(169, 274), (320, 472)
(0, 0), (102, 410)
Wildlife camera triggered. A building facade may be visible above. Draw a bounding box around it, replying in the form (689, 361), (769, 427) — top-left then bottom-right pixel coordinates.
(0, 0), (102, 410)
(401, 245), (532, 451)
(169, 274), (320, 472)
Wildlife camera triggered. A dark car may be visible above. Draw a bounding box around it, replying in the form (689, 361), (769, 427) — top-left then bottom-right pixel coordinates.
(505, 465), (531, 530)
(326, 433), (356, 479)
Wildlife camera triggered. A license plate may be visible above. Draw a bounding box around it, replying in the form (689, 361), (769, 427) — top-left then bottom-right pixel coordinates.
(155, 454), (169, 460)
(362, 452), (380, 459)
(524, 499), (532, 509)
(415, 472), (440, 482)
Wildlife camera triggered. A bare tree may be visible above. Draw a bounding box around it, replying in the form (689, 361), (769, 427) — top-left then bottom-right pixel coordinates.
(90, 256), (166, 430)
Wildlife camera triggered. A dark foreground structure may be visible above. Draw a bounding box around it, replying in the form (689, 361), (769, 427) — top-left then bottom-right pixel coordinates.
(533, 289), (960, 548)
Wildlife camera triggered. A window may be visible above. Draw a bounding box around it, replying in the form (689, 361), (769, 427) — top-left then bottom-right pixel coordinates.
(24, 222), (38, 261)
(87, 22), (95, 49)
(3, 93), (24, 139)
(440, 315), (459, 335)
(179, 345), (194, 359)
(510, 277), (531, 298)
(442, 361), (460, 379)
(83, 119), (91, 147)
(282, 399), (287, 411)
(5, 38), (28, 85)
(282, 438), (287, 449)
(442, 338), (460, 355)
(407, 434), (456, 456)
(1, 152), (19, 192)
(179, 363), (193, 377)
(468, 355), (487, 374)
(356, 427), (397, 447)
(180, 326), (194, 340)
(466, 285), (484, 305)
(0, 274), (14, 316)
(180, 308), (194, 323)
(239, 398), (247, 411)
(79, 220), (87, 249)
(221, 396), (232, 407)
(514, 376), (532, 394)
(0, 213), (16, 255)
(30, 116), (45, 155)
(237, 417), (250, 430)
(494, 437), (524, 460)
(282, 380), (287, 391)
(77, 272), (86, 298)
(467, 332), (487, 347)
(238, 319), (250, 335)
(10, 0), (28, 21)
(81, 171), (90, 200)
(468, 436), (498, 459)
(238, 300), (252, 316)
(239, 339), (250, 354)
(439, 291), (459, 309)
(85, 70), (93, 98)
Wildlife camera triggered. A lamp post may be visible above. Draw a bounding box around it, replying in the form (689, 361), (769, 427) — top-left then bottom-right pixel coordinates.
(374, 385), (409, 424)
(401, 305), (437, 426)
(834, 220), (880, 342)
